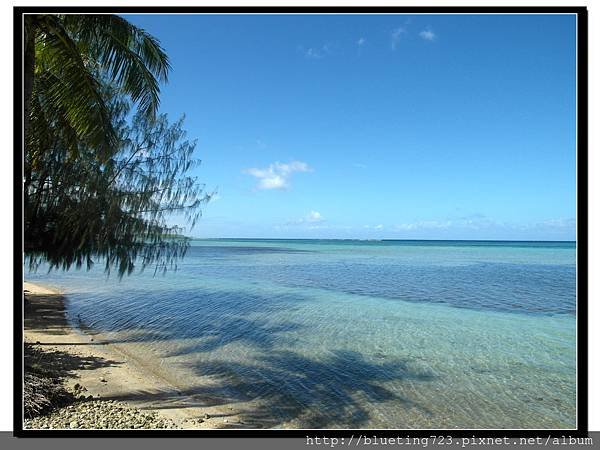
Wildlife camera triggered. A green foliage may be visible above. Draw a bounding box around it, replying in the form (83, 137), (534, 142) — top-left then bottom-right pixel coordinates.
(26, 93), (210, 276)
(24, 15), (208, 276)
(25, 14), (171, 164)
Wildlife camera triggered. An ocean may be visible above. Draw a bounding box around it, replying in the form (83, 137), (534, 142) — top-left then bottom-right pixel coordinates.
(25, 239), (577, 429)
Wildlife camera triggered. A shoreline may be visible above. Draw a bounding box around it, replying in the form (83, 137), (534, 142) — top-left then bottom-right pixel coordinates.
(23, 281), (244, 429)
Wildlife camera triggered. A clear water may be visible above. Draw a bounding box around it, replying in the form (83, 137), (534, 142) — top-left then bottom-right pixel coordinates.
(26, 239), (577, 429)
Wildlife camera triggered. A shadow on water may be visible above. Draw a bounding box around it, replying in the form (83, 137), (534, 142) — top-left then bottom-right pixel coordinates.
(104, 348), (436, 428)
(26, 287), (437, 428)
(196, 349), (436, 428)
(165, 317), (305, 357)
(89, 288), (438, 427)
(67, 287), (312, 349)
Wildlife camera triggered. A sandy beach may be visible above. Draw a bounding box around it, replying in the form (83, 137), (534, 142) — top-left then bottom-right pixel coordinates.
(23, 281), (245, 429)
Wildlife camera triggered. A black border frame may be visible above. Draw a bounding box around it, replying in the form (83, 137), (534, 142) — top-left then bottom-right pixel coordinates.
(13, 5), (589, 438)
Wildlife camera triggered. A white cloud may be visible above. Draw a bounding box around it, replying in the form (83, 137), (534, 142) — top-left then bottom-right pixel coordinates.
(391, 27), (407, 50)
(244, 161), (312, 190)
(285, 210), (325, 226)
(304, 48), (323, 59)
(394, 214), (498, 232)
(307, 211), (323, 222)
(363, 224), (384, 230)
(393, 216), (576, 235)
(537, 218), (576, 228)
(419, 29), (436, 41)
(357, 37), (366, 46)
(524, 218), (576, 232)
(395, 220), (453, 231)
(299, 43), (332, 59)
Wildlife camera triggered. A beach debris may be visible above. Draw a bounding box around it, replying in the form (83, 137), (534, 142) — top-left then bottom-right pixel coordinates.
(99, 377), (107, 383)
(183, 417), (205, 427)
(24, 400), (179, 430)
(72, 383), (88, 395)
(203, 413), (210, 419)
(24, 344), (74, 418)
(24, 372), (74, 418)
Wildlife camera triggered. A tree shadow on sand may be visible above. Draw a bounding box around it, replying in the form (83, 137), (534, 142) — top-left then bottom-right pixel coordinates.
(24, 290), (72, 336)
(103, 348), (436, 429)
(25, 286), (437, 428)
(25, 343), (122, 380)
(24, 289), (123, 378)
(24, 342), (123, 418)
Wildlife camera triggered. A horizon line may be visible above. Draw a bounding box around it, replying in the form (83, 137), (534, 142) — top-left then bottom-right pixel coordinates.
(187, 237), (576, 243)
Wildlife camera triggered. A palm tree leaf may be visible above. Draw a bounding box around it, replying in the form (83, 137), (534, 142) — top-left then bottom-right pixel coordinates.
(34, 15), (116, 158)
(62, 14), (170, 117)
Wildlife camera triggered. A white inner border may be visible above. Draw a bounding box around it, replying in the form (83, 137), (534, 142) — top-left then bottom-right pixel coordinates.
(1, 0), (597, 432)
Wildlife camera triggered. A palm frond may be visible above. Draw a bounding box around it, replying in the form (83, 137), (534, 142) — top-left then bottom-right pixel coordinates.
(34, 15), (116, 158)
(62, 14), (171, 117)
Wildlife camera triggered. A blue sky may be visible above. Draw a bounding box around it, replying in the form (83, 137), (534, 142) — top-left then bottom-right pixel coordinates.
(125, 14), (576, 240)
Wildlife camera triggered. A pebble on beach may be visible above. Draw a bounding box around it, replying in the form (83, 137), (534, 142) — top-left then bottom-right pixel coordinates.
(24, 399), (179, 430)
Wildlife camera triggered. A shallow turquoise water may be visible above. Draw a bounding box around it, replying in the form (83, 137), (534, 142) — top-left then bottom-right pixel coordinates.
(26, 239), (577, 429)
